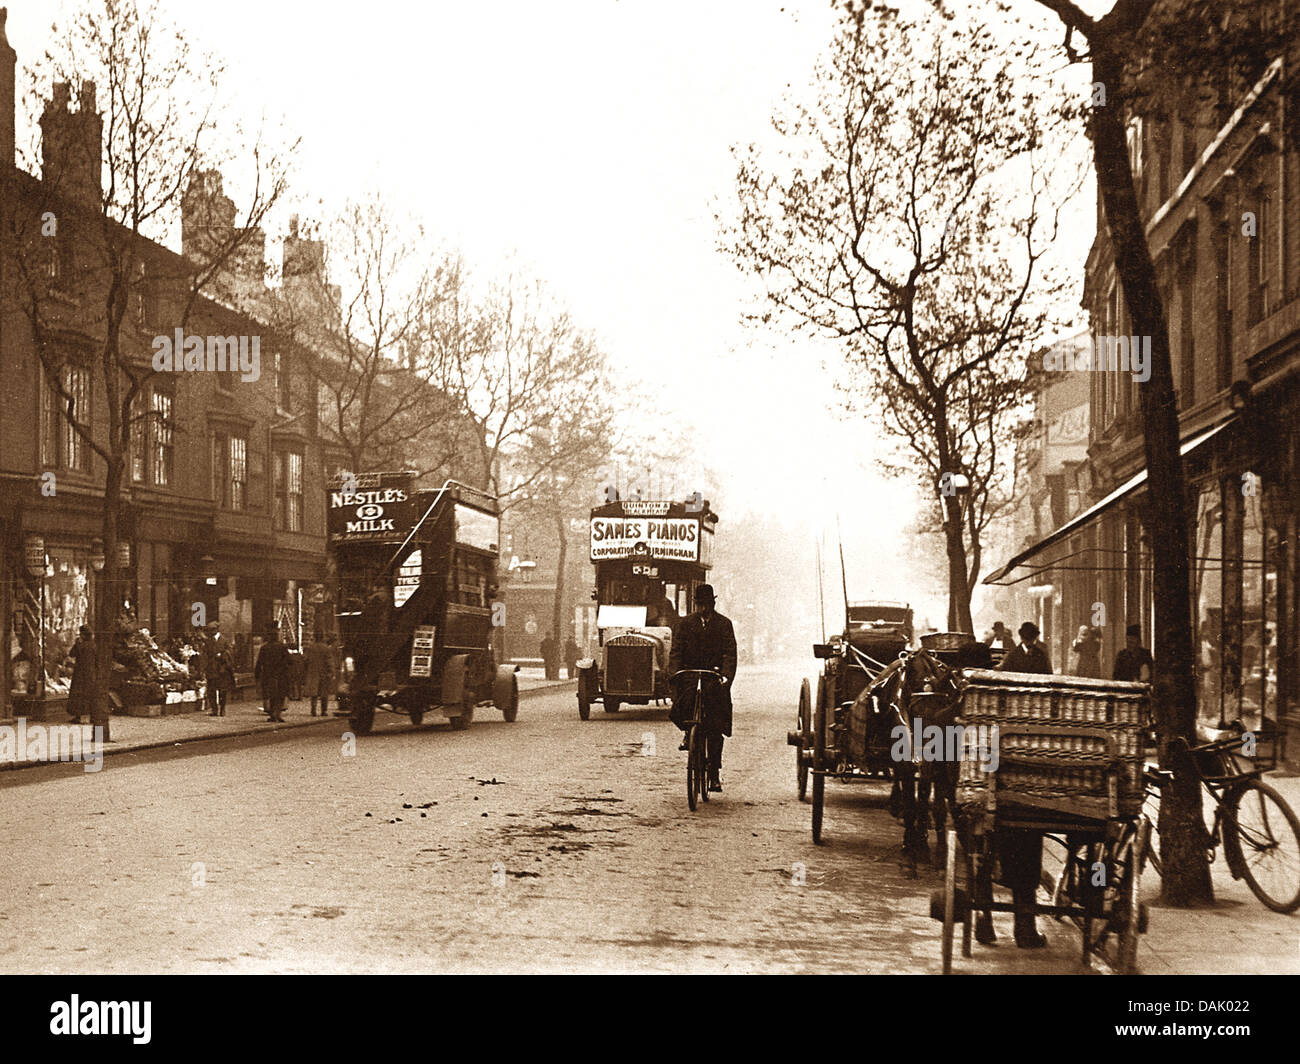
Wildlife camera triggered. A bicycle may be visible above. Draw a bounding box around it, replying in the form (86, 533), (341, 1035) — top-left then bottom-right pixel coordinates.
(1143, 725), (1300, 913)
(672, 669), (727, 811)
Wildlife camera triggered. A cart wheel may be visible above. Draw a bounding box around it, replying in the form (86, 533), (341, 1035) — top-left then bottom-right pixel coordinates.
(811, 693), (827, 845)
(577, 671), (593, 720)
(796, 678), (811, 801)
(1115, 818), (1151, 975)
(408, 709), (425, 726)
(942, 826), (957, 974)
(603, 699), (621, 713)
(349, 694), (375, 736)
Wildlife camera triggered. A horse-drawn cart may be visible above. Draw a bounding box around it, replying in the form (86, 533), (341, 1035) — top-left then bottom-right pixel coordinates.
(788, 619), (910, 844)
(933, 669), (1154, 974)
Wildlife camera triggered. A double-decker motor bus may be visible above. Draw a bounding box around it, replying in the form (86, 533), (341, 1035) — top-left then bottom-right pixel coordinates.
(328, 472), (518, 735)
(576, 497), (719, 719)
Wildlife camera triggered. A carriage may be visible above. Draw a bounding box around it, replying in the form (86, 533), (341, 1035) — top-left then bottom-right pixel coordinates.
(788, 618), (993, 847)
(932, 668), (1154, 974)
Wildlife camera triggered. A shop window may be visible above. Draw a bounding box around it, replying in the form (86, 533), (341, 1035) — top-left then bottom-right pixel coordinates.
(130, 391), (147, 482)
(1193, 481), (1223, 723)
(40, 551), (94, 693)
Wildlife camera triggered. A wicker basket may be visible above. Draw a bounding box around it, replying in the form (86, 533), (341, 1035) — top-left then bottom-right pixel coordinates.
(955, 669), (1151, 820)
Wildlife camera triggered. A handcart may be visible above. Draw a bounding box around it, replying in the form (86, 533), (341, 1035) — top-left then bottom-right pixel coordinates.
(934, 669), (1154, 974)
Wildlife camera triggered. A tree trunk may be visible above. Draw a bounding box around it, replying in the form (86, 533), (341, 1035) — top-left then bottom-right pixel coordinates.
(552, 505), (568, 671)
(942, 495), (975, 634)
(92, 462), (123, 743)
(1091, 46), (1212, 905)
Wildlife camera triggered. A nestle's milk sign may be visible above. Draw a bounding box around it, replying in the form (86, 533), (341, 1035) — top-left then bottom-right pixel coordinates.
(590, 517), (700, 561)
(328, 472), (418, 544)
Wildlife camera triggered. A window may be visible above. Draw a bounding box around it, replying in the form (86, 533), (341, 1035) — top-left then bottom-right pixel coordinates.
(132, 263), (159, 327)
(212, 432), (248, 511)
(151, 386), (174, 486)
(1214, 212), (1232, 390)
(42, 364), (90, 471)
(274, 449), (303, 531)
(1248, 189), (1271, 325)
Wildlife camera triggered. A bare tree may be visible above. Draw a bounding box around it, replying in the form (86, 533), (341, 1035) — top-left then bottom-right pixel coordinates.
(423, 269), (613, 510)
(265, 194), (467, 479)
(723, 4), (1078, 633)
(6, 0), (292, 737)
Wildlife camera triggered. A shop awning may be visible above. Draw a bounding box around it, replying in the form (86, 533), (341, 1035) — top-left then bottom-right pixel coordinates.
(983, 419), (1233, 586)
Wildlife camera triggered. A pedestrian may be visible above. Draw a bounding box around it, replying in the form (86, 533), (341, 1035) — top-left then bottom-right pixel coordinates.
(564, 635), (579, 679)
(983, 621), (1012, 649)
(1113, 624), (1154, 682)
(255, 627), (292, 722)
(66, 625), (96, 724)
(304, 632), (334, 717)
(540, 632), (557, 681)
(668, 584), (738, 792)
(1068, 624), (1103, 678)
(202, 621), (236, 717)
(287, 641), (305, 701)
(997, 621), (1052, 674)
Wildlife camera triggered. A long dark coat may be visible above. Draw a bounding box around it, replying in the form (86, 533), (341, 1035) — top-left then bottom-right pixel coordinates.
(668, 609), (738, 735)
(67, 635), (96, 715)
(255, 640), (292, 703)
(303, 640), (336, 695)
(202, 634), (236, 693)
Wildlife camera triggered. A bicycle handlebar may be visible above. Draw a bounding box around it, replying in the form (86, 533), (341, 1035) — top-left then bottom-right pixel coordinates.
(671, 668), (729, 687)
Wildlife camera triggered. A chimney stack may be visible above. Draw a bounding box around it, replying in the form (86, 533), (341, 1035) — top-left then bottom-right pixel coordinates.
(1, 8), (16, 169)
(40, 77), (103, 202)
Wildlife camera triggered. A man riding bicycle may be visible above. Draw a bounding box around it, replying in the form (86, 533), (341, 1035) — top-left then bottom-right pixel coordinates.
(669, 584), (737, 792)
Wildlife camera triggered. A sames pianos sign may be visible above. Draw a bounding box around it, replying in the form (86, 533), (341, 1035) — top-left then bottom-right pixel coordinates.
(590, 515), (710, 563)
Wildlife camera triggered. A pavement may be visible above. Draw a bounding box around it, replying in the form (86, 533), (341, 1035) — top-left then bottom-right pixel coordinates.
(0, 669), (576, 769)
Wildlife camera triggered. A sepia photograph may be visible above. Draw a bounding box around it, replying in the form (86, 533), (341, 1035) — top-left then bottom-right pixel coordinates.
(0, 0), (1297, 1007)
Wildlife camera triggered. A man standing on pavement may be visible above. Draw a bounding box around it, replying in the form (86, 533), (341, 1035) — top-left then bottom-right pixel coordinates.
(668, 584), (737, 792)
(540, 632), (558, 680)
(1113, 624), (1154, 682)
(997, 621), (1052, 674)
(202, 621), (235, 717)
(563, 635), (579, 679)
(304, 632), (334, 717)
(67, 625), (96, 724)
(255, 627), (292, 722)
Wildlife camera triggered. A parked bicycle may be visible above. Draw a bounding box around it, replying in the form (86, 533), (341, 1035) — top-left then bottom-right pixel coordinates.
(673, 668), (727, 812)
(1143, 724), (1300, 913)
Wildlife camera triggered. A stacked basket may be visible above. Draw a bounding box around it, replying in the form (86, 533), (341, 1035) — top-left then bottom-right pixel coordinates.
(955, 669), (1151, 821)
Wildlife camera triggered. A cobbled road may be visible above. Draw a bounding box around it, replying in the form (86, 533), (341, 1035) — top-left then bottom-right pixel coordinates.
(0, 662), (1083, 973)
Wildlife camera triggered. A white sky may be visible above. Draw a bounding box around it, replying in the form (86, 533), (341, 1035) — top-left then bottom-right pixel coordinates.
(6, 0), (1096, 625)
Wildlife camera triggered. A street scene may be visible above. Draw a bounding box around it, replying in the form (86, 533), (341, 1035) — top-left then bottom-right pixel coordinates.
(1, 0), (1299, 986)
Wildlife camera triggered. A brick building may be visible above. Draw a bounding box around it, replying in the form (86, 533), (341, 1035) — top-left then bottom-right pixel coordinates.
(987, 36), (1300, 767)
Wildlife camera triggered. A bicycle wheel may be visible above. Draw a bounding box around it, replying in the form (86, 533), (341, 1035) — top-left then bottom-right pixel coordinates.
(1224, 781), (1300, 913)
(699, 727), (711, 805)
(686, 725), (699, 812)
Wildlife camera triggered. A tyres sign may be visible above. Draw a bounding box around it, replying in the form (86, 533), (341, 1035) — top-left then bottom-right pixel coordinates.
(589, 517), (700, 561)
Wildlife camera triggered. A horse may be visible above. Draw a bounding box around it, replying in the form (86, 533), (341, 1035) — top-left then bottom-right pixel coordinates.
(855, 646), (967, 876)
